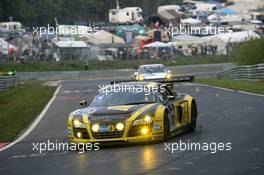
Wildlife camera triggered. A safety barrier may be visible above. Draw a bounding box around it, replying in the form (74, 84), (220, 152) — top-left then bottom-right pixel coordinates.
(0, 76), (17, 92)
(218, 64), (264, 81)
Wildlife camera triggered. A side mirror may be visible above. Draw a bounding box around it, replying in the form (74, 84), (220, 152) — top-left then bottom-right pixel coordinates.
(80, 100), (87, 107)
(133, 72), (138, 79)
(167, 95), (175, 100)
(163, 95), (175, 105)
(167, 70), (171, 74)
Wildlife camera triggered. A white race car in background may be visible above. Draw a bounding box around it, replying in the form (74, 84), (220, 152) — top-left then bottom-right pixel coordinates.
(133, 64), (172, 81)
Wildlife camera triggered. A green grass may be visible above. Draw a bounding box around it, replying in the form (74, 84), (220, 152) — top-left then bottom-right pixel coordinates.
(196, 79), (264, 95)
(0, 81), (56, 142)
(0, 56), (232, 72)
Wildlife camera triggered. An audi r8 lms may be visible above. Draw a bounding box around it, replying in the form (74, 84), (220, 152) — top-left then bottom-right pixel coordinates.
(68, 78), (197, 144)
(133, 64), (172, 81)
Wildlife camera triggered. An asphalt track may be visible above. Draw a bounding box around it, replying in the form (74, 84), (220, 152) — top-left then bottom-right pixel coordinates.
(0, 79), (264, 175)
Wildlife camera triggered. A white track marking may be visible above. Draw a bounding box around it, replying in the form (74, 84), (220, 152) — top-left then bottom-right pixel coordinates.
(52, 151), (68, 156)
(193, 83), (264, 97)
(29, 153), (46, 157)
(0, 84), (62, 152)
(62, 89), (94, 93)
(9, 154), (27, 159)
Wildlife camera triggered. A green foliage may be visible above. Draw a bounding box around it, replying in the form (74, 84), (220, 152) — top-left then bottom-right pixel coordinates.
(234, 38), (264, 65)
(225, 1), (235, 6)
(0, 81), (55, 142)
(0, 0), (182, 26)
(196, 79), (264, 95)
(0, 56), (231, 72)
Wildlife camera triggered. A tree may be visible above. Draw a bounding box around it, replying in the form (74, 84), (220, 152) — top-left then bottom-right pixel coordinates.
(0, 0), (183, 26)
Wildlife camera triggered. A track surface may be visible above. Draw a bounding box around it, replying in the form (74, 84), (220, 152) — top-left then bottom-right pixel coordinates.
(0, 79), (264, 175)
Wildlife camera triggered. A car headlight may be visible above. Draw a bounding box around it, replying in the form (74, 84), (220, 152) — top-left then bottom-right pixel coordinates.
(141, 127), (149, 135)
(138, 75), (145, 81)
(116, 123), (125, 131)
(166, 73), (172, 79)
(132, 115), (154, 126)
(92, 124), (100, 132)
(73, 118), (85, 128)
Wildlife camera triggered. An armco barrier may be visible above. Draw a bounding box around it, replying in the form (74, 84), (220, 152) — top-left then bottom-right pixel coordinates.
(0, 76), (17, 92)
(218, 64), (264, 81)
(16, 63), (234, 81)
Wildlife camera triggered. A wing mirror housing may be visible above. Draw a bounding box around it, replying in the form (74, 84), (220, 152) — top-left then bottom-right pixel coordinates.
(133, 72), (138, 79)
(163, 95), (175, 104)
(80, 100), (88, 107)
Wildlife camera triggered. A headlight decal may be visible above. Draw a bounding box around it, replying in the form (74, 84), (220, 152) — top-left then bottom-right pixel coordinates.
(124, 103), (157, 136)
(131, 104), (159, 126)
(132, 115), (154, 126)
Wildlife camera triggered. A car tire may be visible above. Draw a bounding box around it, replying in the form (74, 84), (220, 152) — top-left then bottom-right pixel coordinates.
(163, 111), (170, 141)
(190, 100), (197, 132)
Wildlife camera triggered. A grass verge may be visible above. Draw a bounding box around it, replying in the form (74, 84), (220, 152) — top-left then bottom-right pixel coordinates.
(0, 81), (56, 142)
(196, 79), (264, 95)
(0, 56), (232, 72)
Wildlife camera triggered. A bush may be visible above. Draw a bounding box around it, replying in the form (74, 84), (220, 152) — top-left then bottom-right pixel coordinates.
(225, 1), (234, 6)
(234, 38), (264, 65)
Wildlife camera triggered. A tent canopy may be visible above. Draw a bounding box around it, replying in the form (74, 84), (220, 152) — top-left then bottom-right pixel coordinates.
(82, 30), (125, 45)
(143, 41), (168, 48)
(215, 31), (260, 43)
(181, 18), (201, 25)
(55, 41), (89, 48)
(216, 8), (238, 16)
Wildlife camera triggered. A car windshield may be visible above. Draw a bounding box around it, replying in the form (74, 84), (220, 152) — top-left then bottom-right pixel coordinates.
(89, 91), (158, 107)
(139, 66), (166, 74)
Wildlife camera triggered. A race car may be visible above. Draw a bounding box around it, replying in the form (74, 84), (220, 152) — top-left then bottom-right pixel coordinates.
(133, 64), (172, 81)
(67, 77), (197, 144)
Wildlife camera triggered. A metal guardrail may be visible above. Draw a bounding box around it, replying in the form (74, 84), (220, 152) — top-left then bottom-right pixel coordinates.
(218, 64), (264, 81)
(0, 76), (17, 92)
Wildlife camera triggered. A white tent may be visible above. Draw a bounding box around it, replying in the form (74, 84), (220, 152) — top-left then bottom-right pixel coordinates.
(181, 18), (201, 25)
(215, 31), (260, 43)
(229, 0), (264, 13)
(143, 41), (168, 48)
(172, 34), (201, 43)
(157, 5), (181, 20)
(55, 41), (89, 48)
(82, 30), (125, 45)
(54, 40), (90, 61)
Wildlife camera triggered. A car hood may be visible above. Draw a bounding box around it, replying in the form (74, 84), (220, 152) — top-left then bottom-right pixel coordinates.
(71, 104), (155, 123)
(141, 72), (167, 79)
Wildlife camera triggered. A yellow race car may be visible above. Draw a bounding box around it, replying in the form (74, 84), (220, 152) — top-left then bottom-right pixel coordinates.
(68, 77), (197, 144)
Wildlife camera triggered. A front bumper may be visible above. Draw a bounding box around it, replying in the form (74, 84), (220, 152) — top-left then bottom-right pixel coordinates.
(68, 105), (165, 144)
(68, 128), (163, 144)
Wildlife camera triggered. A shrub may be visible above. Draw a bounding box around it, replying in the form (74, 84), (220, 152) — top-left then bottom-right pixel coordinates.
(234, 38), (264, 65)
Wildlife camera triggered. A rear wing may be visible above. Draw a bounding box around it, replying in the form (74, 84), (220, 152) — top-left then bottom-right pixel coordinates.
(111, 76), (195, 84)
